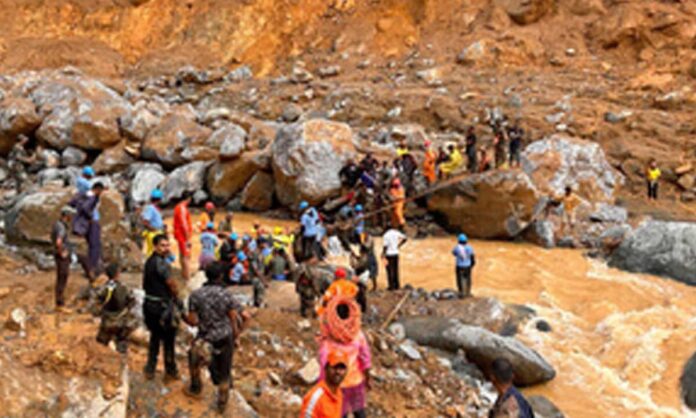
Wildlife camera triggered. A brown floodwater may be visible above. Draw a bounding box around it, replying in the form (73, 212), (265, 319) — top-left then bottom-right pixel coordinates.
(177, 212), (696, 418)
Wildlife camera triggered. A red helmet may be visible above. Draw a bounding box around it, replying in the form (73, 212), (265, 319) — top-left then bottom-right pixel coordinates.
(391, 178), (401, 187)
(205, 202), (215, 211)
(334, 268), (347, 279)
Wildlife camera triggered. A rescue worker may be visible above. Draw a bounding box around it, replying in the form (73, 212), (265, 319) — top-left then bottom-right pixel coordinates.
(248, 243), (269, 308)
(465, 127), (478, 173)
(561, 186), (581, 235)
(95, 263), (137, 354)
(217, 211), (233, 235)
(423, 139), (437, 184)
(198, 201), (216, 231)
(295, 258), (321, 318)
(493, 131), (507, 169)
(141, 189), (165, 257)
(300, 351), (348, 418)
(646, 159), (661, 200)
(219, 232), (238, 275)
(488, 357), (535, 418)
(389, 178), (406, 229)
(230, 251), (248, 284)
(267, 247), (290, 281)
(478, 147), (492, 173)
(7, 134), (34, 192)
(173, 195), (194, 280)
(199, 222), (219, 270)
(52, 206), (77, 309)
(72, 181), (105, 280)
(382, 227), (407, 291)
(320, 268), (359, 314)
(452, 234), (475, 298)
(353, 204), (365, 243)
(185, 262), (246, 413)
(339, 158), (362, 190)
(77, 166), (95, 195)
(272, 226), (294, 254)
(142, 234), (181, 381)
(439, 144), (463, 178)
(507, 121), (524, 168)
(299, 201), (321, 261)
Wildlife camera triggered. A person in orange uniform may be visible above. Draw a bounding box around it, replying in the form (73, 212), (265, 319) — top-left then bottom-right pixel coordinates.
(173, 195), (194, 280)
(198, 201), (216, 231)
(389, 178), (406, 228)
(317, 268), (358, 316)
(422, 139), (437, 184)
(300, 351), (348, 418)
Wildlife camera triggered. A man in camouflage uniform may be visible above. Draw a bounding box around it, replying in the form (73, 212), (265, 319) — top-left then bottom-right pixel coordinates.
(7, 135), (34, 192)
(294, 258), (325, 318)
(95, 263), (138, 354)
(184, 262), (246, 413)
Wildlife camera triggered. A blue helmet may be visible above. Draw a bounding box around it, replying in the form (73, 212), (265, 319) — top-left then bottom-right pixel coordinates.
(458, 233), (468, 244)
(230, 232), (239, 241)
(150, 189), (163, 200)
(299, 201), (309, 211)
(355, 204), (363, 212)
(82, 166), (95, 177)
(236, 251), (247, 262)
(206, 222), (214, 230)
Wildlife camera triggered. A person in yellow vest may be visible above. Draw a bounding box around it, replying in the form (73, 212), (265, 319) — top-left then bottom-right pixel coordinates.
(272, 226), (295, 255)
(646, 160), (661, 201)
(439, 144), (463, 178)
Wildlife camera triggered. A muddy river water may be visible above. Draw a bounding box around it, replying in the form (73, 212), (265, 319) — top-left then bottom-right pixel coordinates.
(182, 213), (696, 418)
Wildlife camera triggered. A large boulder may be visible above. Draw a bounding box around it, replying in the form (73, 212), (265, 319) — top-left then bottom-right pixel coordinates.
(428, 170), (540, 239)
(160, 161), (210, 205)
(206, 153), (261, 203)
(398, 316), (555, 386)
(0, 96), (42, 155)
(271, 119), (355, 207)
(241, 171), (275, 211)
(29, 74), (130, 150)
(60, 146), (87, 167)
(93, 142), (136, 174)
(206, 123), (246, 159)
(522, 135), (623, 202)
(119, 100), (164, 143)
(682, 351), (696, 410)
(129, 164), (165, 206)
(141, 108), (213, 168)
(609, 220), (696, 286)
(496, 0), (553, 25)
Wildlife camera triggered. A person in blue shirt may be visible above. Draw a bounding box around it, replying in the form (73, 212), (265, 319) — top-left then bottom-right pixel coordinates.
(299, 201), (321, 261)
(199, 222), (219, 270)
(141, 189), (165, 257)
(452, 233), (476, 298)
(230, 251), (247, 285)
(77, 166), (94, 195)
(353, 204), (365, 242)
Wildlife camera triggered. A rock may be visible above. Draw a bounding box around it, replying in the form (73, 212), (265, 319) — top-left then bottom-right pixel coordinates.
(141, 109), (213, 168)
(224, 65), (254, 83)
(39, 148), (61, 168)
(525, 219), (556, 248)
(119, 101), (162, 142)
(129, 165), (165, 205)
(271, 119), (355, 207)
(4, 186), (74, 244)
(160, 161), (209, 204)
(689, 59), (696, 79)
(682, 351), (696, 410)
(588, 203), (628, 223)
(206, 153), (260, 203)
(398, 340), (422, 361)
(456, 40), (489, 66)
(240, 171), (274, 211)
(388, 323), (406, 341)
(290, 66), (314, 84)
(387, 124), (429, 150)
(206, 124), (246, 159)
(398, 316), (556, 386)
(231, 389), (259, 418)
(5, 308), (27, 332)
(281, 104), (303, 123)
(544, 113), (564, 124)
(318, 66), (341, 78)
(675, 163), (693, 176)
(416, 67), (443, 86)
(604, 110), (632, 124)
(653, 91), (687, 111)
(37, 167), (80, 187)
(535, 320), (552, 332)
(682, 192), (696, 203)
(528, 395), (564, 418)
(93, 142), (136, 174)
(677, 174), (695, 191)
(31, 74), (130, 150)
(60, 146), (87, 167)
(427, 170), (540, 239)
(498, 0), (552, 25)
(297, 358), (320, 385)
(200, 107), (231, 125)
(522, 135), (623, 203)
(609, 220), (696, 286)
(0, 96), (42, 155)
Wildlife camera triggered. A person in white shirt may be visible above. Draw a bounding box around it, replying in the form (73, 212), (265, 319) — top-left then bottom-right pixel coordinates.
(381, 228), (408, 290)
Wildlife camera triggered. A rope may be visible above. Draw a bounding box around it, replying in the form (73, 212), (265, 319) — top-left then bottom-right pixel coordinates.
(320, 295), (361, 343)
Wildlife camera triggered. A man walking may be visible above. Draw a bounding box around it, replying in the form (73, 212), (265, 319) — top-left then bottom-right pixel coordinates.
(300, 351), (348, 418)
(646, 159), (661, 201)
(7, 134), (34, 192)
(173, 195), (193, 280)
(52, 206), (77, 309)
(185, 262), (246, 413)
(452, 234), (475, 298)
(381, 227), (407, 291)
(142, 234), (181, 381)
(299, 201), (321, 261)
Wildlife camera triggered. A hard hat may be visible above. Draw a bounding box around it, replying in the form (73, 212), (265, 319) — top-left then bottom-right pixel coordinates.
(236, 251), (247, 262)
(299, 201), (309, 211)
(82, 166), (95, 177)
(327, 351), (349, 368)
(205, 202), (215, 211)
(354, 204), (363, 212)
(206, 222), (214, 230)
(230, 232), (238, 241)
(150, 189), (163, 200)
(274, 226), (283, 235)
(424, 139), (432, 148)
(334, 268), (347, 279)
(458, 233), (468, 243)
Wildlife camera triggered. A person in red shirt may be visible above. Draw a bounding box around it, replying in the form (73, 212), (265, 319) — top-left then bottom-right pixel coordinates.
(173, 195), (193, 280)
(300, 351), (348, 418)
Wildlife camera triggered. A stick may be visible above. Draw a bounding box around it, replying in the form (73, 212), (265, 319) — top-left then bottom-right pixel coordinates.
(379, 292), (410, 331)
